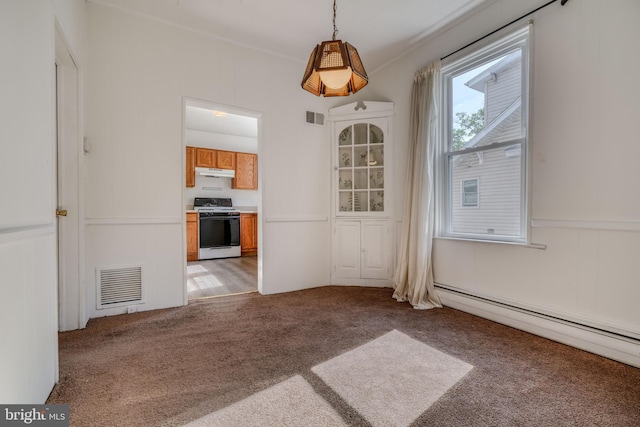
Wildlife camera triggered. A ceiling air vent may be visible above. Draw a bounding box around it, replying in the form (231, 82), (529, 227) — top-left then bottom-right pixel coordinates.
(96, 265), (143, 309)
(305, 110), (325, 126)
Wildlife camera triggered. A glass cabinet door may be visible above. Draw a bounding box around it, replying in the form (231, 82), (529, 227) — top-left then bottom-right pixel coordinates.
(337, 122), (385, 214)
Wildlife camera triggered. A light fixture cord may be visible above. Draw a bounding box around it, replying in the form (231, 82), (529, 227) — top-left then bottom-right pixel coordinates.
(332, 0), (338, 40)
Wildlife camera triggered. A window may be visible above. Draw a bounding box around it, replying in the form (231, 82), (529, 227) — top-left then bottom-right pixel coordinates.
(461, 178), (479, 207)
(439, 25), (530, 242)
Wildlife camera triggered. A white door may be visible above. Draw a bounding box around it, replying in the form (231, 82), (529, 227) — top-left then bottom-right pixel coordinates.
(333, 221), (361, 279)
(55, 31), (84, 331)
(361, 221), (389, 280)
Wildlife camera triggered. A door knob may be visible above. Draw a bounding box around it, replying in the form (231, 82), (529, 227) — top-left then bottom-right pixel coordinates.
(56, 209), (68, 217)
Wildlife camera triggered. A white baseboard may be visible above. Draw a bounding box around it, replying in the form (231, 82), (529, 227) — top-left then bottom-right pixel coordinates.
(436, 287), (640, 368)
(330, 278), (394, 288)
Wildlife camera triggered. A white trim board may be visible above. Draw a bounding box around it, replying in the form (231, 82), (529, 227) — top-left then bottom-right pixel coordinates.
(85, 217), (182, 225)
(531, 219), (640, 232)
(436, 286), (640, 368)
(0, 224), (55, 244)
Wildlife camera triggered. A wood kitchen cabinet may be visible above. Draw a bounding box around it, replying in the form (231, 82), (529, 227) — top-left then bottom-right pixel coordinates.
(186, 212), (199, 261)
(233, 152), (258, 190)
(186, 146), (196, 188)
(240, 213), (258, 256)
(216, 150), (236, 170)
(186, 146), (257, 190)
(195, 148), (216, 168)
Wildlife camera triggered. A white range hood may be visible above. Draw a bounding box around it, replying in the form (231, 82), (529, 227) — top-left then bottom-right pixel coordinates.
(195, 167), (235, 178)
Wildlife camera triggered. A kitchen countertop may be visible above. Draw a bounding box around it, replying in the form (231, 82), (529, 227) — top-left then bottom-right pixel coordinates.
(234, 206), (258, 213)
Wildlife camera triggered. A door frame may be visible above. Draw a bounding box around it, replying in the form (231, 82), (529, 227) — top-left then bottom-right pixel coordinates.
(55, 24), (85, 331)
(181, 98), (264, 302)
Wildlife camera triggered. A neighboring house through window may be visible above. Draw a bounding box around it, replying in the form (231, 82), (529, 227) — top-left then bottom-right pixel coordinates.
(439, 25), (530, 242)
(461, 178), (479, 207)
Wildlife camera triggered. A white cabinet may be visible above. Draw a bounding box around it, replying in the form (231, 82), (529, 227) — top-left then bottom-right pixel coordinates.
(333, 221), (391, 281)
(335, 119), (388, 216)
(329, 101), (395, 286)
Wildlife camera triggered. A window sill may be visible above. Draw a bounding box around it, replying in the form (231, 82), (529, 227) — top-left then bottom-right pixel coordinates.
(434, 236), (546, 250)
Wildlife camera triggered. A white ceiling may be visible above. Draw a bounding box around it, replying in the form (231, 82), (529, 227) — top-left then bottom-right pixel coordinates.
(185, 105), (258, 138)
(90, 0), (495, 73)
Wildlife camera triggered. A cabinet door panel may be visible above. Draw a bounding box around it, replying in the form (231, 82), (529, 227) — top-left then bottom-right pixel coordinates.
(196, 148), (216, 167)
(216, 150), (236, 170)
(240, 213), (258, 254)
(333, 221), (361, 278)
(233, 152), (258, 190)
(361, 221), (389, 279)
(186, 147), (196, 187)
(186, 212), (199, 261)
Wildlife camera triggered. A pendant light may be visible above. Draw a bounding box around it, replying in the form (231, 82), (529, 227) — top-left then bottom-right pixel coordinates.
(301, 0), (368, 97)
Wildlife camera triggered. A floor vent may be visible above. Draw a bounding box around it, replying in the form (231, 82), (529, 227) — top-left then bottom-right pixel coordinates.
(97, 265), (143, 308)
(305, 110), (325, 126)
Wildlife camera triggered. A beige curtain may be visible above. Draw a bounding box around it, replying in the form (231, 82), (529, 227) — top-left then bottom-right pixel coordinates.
(393, 61), (442, 310)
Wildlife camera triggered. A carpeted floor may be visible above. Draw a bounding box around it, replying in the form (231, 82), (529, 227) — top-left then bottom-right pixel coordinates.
(48, 286), (640, 426)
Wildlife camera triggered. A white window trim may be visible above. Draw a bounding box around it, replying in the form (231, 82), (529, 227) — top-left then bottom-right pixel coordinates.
(437, 23), (532, 244)
(461, 177), (479, 208)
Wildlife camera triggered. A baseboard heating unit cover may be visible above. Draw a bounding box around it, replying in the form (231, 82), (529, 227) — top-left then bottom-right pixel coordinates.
(436, 284), (640, 368)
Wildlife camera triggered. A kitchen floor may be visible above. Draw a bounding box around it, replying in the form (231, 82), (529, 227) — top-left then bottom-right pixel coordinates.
(187, 256), (258, 300)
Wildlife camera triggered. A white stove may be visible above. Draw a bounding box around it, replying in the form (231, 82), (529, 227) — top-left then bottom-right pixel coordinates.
(193, 197), (241, 260)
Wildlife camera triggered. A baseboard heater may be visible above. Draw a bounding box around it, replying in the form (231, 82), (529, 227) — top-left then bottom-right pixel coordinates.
(435, 284), (640, 367)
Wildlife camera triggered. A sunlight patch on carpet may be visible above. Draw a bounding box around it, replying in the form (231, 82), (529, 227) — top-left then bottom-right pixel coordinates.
(312, 329), (473, 427)
(182, 375), (347, 427)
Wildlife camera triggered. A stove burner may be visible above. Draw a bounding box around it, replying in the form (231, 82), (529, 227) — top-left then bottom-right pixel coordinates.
(193, 197), (237, 213)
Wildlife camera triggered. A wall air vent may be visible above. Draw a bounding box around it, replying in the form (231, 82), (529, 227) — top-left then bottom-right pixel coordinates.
(305, 110), (325, 126)
(96, 265), (143, 309)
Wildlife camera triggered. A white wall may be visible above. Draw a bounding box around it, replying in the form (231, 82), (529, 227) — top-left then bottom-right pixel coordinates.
(0, 0), (86, 403)
(371, 0), (640, 360)
(84, 3), (334, 317)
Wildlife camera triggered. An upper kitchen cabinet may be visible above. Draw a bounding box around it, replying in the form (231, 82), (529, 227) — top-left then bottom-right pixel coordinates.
(216, 150), (236, 170)
(233, 152), (258, 190)
(186, 146), (196, 188)
(195, 148), (235, 170)
(186, 146), (257, 190)
(195, 148), (216, 168)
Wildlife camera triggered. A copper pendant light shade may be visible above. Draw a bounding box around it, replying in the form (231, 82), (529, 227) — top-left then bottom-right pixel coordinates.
(301, 1), (368, 97)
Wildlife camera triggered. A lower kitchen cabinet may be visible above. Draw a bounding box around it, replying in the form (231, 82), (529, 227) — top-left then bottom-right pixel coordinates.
(240, 213), (258, 255)
(186, 212), (199, 261)
(332, 220), (391, 283)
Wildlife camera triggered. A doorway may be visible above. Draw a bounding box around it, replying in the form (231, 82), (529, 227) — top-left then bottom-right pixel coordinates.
(183, 99), (262, 301)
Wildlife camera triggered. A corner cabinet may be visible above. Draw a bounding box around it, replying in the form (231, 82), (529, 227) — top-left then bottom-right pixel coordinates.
(329, 101), (395, 286)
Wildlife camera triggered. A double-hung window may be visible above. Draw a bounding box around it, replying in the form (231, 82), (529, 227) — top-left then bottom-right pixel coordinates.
(439, 25), (531, 242)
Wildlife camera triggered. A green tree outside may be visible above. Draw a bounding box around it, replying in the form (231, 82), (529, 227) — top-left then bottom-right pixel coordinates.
(452, 108), (484, 151)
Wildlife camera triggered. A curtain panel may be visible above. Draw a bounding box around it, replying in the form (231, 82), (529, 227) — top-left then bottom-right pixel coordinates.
(393, 61), (442, 310)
